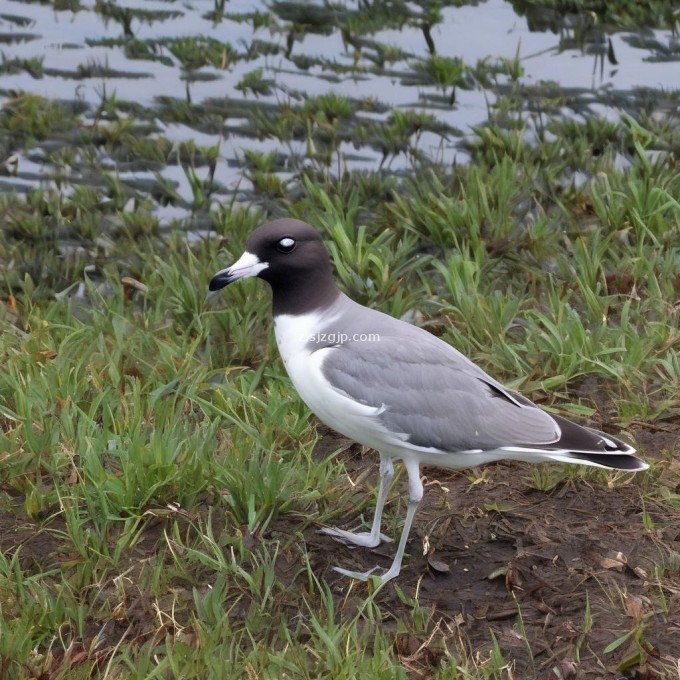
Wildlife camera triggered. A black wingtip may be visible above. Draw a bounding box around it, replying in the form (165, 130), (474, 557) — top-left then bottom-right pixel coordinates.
(551, 414), (636, 454)
(567, 451), (649, 471)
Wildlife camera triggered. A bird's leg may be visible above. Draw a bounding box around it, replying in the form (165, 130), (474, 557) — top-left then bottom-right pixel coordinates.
(334, 458), (423, 583)
(319, 453), (394, 548)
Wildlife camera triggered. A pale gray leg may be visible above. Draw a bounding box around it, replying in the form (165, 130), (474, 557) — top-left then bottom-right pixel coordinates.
(320, 453), (394, 548)
(333, 458), (423, 583)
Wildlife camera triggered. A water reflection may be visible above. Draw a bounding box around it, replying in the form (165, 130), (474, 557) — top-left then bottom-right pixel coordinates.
(0, 0), (678, 220)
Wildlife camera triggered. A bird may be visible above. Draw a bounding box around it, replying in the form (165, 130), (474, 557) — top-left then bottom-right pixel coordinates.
(209, 218), (648, 583)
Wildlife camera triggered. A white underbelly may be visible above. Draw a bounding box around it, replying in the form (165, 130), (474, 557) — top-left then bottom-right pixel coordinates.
(272, 311), (490, 463)
(274, 312), (395, 451)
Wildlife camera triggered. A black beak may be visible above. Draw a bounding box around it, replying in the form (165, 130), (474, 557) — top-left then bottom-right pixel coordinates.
(209, 270), (235, 291)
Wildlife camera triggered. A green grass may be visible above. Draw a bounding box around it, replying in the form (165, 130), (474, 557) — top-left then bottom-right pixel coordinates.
(1, 0), (680, 675)
(2, 121), (680, 673)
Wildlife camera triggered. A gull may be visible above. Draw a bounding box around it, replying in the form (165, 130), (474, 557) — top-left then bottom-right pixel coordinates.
(209, 219), (648, 582)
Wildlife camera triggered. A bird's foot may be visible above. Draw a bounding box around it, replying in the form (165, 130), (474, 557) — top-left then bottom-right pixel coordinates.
(332, 564), (400, 583)
(318, 526), (391, 548)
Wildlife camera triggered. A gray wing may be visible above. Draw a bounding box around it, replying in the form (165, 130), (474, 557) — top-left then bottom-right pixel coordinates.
(320, 332), (559, 452)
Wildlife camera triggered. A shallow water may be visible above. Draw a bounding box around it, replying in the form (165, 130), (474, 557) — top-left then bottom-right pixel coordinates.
(0, 0), (678, 222)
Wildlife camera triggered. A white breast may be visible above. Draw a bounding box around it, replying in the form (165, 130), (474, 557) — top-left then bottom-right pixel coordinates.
(273, 311), (398, 451)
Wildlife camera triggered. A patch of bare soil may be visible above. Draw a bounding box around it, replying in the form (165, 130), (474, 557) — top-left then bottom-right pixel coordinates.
(0, 505), (179, 676)
(307, 427), (680, 678)
(1, 427), (677, 678)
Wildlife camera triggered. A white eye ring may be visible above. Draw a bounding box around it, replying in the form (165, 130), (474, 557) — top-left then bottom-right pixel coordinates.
(276, 237), (296, 253)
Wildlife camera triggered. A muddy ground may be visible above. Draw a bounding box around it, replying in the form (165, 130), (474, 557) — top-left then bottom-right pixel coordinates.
(2, 425), (678, 678)
(306, 426), (680, 677)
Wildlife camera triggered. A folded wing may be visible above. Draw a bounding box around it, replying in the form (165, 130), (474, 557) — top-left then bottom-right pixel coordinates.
(321, 334), (561, 453)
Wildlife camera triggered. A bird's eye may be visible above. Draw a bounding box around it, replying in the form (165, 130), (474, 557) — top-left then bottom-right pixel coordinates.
(276, 237), (296, 253)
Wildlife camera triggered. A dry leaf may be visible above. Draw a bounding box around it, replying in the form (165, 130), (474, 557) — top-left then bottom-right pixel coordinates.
(121, 276), (148, 293)
(633, 566), (648, 579)
(428, 556), (450, 573)
(505, 562), (521, 590)
(599, 551), (627, 571)
(34, 349), (57, 363)
(626, 594), (652, 621)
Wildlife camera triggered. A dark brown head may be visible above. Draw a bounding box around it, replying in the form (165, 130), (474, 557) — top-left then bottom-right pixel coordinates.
(209, 219), (340, 316)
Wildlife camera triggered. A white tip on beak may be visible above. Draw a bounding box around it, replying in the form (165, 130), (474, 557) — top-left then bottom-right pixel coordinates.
(209, 251), (269, 292)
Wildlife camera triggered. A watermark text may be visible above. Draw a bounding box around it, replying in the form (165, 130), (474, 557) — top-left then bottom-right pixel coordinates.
(309, 332), (380, 344)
